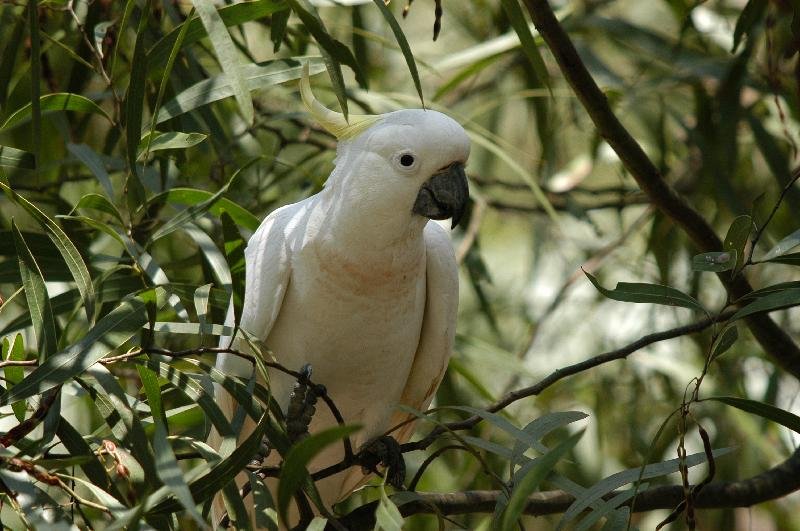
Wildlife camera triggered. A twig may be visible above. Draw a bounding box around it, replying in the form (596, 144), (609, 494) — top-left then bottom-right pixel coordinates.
(403, 309), (735, 452)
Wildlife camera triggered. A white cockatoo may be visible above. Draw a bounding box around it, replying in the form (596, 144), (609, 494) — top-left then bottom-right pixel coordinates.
(214, 65), (469, 524)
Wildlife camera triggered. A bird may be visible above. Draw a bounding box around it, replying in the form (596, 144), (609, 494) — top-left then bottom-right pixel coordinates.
(213, 63), (470, 527)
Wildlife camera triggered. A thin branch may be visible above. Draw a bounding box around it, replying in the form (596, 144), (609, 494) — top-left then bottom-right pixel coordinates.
(403, 309), (735, 452)
(334, 446), (800, 528)
(748, 165), (800, 264)
(522, 0), (800, 379)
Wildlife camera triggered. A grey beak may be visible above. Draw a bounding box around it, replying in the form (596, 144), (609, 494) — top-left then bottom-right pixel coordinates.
(412, 162), (469, 229)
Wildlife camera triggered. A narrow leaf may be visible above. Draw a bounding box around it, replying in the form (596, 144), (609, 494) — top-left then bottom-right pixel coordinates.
(0, 182), (96, 322)
(155, 58), (325, 124)
(732, 288), (800, 320)
(500, 431), (583, 531)
(12, 222), (57, 360)
(762, 228), (800, 261)
(500, 0), (550, 90)
(1, 93), (113, 131)
(0, 288), (165, 406)
(372, 0), (424, 105)
(67, 143), (115, 199)
(584, 270), (705, 313)
(707, 396), (800, 434)
(710, 324), (738, 362)
(137, 131), (207, 158)
(0, 145), (35, 169)
(277, 425), (361, 525)
(192, 0), (254, 124)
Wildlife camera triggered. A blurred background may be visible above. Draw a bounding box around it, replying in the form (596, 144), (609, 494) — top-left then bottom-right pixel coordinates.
(1, 0), (799, 529)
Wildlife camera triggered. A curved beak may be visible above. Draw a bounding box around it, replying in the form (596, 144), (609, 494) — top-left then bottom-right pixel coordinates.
(412, 162), (469, 229)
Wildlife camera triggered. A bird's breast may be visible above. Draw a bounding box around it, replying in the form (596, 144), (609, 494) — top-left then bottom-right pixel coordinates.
(262, 242), (427, 433)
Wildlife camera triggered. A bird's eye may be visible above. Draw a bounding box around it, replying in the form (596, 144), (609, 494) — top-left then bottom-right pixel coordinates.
(400, 154), (415, 167)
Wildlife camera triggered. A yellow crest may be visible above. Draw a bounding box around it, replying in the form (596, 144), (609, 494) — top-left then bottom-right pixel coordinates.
(300, 63), (380, 140)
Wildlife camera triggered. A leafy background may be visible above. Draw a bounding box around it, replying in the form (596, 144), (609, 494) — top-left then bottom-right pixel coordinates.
(1, 0), (799, 529)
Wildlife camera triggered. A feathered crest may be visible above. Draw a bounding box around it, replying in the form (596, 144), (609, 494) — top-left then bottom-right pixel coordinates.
(300, 63), (380, 140)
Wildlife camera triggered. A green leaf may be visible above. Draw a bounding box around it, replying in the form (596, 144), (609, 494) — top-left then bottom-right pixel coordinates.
(147, 0), (289, 74)
(371, 0), (424, 105)
(192, 0), (254, 124)
(499, 430), (583, 531)
(692, 250), (736, 272)
(56, 419), (123, 501)
(154, 187), (260, 231)
(148, 166), (244, 243)
(81, 364), (160, 490)
(221, 211), (246, 323)
(27, 0), (40, 167)
(762, 228), (800, 261)
(500, 0), (550, 90)
(285, 0), (364, 117)
(706, 396), (800, 434)
(710, 324), (738, 362)
(67, 143), (115, 199)
(0, 182), (96, 323)
(124, 0), (152, 208)
(2, 334), (27, 421)
(723, 215), (752, 270)
(248, 471), (280, 530)
(583, 270), (705, 313)
(137, 131), (207, 158)
(11, 222), (57, 360)
(0, 145), (35, 169)
(764, 252), (800, 266)
(732, 288), (800, 320)
(1, 93), (114, 132)
(74, 193), (124, 223)
(742, 280), (800, 300)
(277, 425), (361, 525)
(732, 0), (767, 53)
(557, 447), (734, 527)
(0, 288), (165, 406)
(374, 484), (404, 531)
(155, 57), (325, 124)
(271, 8), (291, 52)
(148, 410), (272, 514)
(307, 517), (328, 531)
(184, 223), (232, 289)
(138, 365), (205, 525)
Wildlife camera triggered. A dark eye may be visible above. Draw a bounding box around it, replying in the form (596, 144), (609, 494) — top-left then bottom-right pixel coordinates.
(400, 154), (415, 167)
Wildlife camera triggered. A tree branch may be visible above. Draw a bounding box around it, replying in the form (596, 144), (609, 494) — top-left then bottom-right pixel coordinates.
(334, 446), (800, 528)
(403, 309), (735, 452)
(522, 0), (800, 379)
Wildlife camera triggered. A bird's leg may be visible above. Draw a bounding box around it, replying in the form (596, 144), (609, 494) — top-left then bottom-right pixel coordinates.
(286, 363), (320, 443)
(357, 435), (406, 489)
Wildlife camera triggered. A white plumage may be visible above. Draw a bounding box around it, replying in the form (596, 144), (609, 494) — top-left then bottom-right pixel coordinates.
(214, 69), (470, 525)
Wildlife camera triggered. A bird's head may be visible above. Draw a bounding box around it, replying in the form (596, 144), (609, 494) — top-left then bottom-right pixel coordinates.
(301, 65), (470, 230)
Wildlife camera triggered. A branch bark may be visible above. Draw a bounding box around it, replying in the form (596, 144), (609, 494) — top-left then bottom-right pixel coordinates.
(521, 0), (800, 379)
(334, 447), (800, 528)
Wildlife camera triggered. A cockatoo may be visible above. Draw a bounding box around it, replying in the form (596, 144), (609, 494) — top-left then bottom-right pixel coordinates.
(214, 65), (469, 525)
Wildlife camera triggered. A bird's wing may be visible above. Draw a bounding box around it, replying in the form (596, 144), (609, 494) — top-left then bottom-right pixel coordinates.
(390, 221), (459, 444)
(215, 203), (296, 402)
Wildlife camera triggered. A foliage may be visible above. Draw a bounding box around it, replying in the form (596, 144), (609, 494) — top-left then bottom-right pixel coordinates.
(1, 0), (799, 529)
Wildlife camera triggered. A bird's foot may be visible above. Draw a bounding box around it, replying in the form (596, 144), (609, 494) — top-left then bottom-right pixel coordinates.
(357, 435), (406, 489)
(286, 364), (321, 444)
